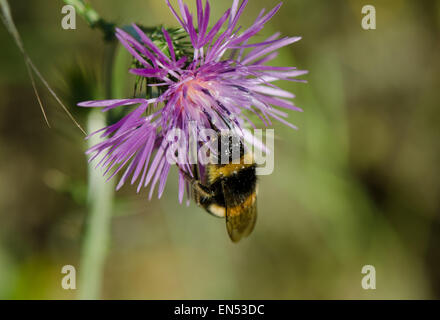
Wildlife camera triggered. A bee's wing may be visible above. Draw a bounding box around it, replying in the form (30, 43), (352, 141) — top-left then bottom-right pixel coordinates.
(222, 182), (257, 243)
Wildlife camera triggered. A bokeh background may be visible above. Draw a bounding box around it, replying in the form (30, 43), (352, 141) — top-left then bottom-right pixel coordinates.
(1, 0), (439, 299)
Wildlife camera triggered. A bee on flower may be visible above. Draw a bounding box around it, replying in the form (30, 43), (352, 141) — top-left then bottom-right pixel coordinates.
(79, 0), (306, 241)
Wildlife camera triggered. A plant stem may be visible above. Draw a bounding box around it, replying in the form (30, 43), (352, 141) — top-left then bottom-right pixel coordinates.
(78, 110), (115, 300)
(64, 0), (119, 299)
(78, 37), (117, 299)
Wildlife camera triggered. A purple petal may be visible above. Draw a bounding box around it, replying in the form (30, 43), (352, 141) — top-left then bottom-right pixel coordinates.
(78, 99), (148, 109)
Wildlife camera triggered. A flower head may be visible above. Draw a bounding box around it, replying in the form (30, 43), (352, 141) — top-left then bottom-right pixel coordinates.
(79, 0), (307, 202)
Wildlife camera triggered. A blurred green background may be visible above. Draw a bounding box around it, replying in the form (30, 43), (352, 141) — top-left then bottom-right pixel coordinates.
(1, 0), (440, 299)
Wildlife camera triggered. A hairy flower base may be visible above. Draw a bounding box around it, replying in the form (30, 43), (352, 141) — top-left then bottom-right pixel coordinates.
(78, 0), (307, 202)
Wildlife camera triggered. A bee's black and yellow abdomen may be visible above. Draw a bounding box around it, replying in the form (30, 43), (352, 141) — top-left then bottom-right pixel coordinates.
(218, 162), (257, 242)
(189, 139), (258, 242)
(199, 153), (258, 242)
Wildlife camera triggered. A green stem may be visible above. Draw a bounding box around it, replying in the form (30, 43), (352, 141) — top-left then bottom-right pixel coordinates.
(78, 37), (118, 300)
(78, 110), (115, 300)
(64, 0), (118, 299)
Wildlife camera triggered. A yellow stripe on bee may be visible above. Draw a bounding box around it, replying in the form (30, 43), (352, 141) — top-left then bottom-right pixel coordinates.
(208, 153), (254, 183)
(227, 192), (257, 217)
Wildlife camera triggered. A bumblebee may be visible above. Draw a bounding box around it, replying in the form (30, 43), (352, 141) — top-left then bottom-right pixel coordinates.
(180, 134), (257, 243)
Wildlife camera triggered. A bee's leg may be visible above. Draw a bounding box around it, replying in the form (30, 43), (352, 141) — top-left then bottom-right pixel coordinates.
(178, 167), (213, 199)
(193, 164), (199, 180)
(178, 167), (223, 219)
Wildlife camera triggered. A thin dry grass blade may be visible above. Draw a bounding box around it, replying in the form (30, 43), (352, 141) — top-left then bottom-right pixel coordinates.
(0, 0), (86, 135)
(25, 60), (50, 128)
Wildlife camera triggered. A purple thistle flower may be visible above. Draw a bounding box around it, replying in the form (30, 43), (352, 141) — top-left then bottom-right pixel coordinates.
(78, 0), (307, 202)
